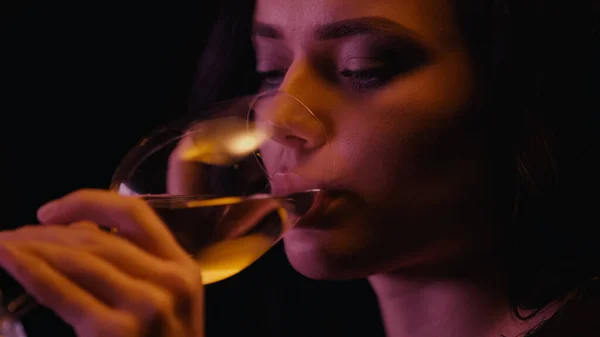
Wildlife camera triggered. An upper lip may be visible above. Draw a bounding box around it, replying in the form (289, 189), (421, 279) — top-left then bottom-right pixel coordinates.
(270, 172), (329, 197)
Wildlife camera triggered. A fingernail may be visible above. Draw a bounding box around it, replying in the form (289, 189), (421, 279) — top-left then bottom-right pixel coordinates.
(37, 201), (58, 222)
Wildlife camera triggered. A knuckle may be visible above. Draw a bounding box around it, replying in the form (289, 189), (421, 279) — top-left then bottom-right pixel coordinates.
(122, 196), (153, 219)
(148, 288), (175, 315)
(164, 265), (203, 299)
(76, 311), (141, 337)
(88, 312), (141, 337)
(113, 313), (142, 337)
(80, 238), (108, 254)
(72, 228), (105, 246)
(70, 220), (100, 230)
(129, 283), (175, 321)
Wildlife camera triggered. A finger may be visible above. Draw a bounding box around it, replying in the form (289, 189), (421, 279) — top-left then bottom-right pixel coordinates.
(0, 226), (202, 294)
(69, 220), (100, 230)
(37, 189), (186, 259)
(14, 242), (175, 315)
(40, 220), (99, 230)
(167, 136), (206, 195)
(16, 242), (142, 305)
(19, 242), (189, 337)
(0, 243), (113, 329)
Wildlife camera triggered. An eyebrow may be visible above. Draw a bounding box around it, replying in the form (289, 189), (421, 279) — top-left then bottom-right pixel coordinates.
(253, 16), (417, 41)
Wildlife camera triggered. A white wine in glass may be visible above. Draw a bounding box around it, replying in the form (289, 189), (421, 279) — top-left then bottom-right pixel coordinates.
(110, 90), (329, 284)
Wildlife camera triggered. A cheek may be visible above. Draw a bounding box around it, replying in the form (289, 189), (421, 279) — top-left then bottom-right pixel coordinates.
(333, 118), (406, 203)
(332, 51), (477, 204)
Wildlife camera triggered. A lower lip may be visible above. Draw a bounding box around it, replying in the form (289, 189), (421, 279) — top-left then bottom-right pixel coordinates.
(291, 191), (346, 230)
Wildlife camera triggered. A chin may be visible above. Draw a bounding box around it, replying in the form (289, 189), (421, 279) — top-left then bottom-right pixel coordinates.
(280, 194), (399, 280)
(282, 228), (381, 280)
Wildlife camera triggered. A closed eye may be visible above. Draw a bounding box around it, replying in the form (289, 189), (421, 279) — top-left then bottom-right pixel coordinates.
(339, 67), (396, 92)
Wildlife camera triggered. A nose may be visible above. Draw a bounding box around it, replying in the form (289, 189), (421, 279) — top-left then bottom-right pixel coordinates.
(254, 94), (329, 152)
(259, 92), (326, 150)
(254, 61), (337, 151)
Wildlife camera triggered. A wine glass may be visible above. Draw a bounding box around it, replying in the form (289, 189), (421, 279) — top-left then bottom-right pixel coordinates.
(0, 90), (330, 336)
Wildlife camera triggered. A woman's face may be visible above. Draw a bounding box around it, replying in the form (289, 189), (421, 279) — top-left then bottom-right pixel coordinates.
(254, 0), (497, 279)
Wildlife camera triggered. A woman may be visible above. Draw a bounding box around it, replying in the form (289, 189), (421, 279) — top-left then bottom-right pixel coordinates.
(0, 0), (597, 336)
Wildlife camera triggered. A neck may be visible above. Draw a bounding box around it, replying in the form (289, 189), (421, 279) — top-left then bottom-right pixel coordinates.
(368, 263), (556, 337)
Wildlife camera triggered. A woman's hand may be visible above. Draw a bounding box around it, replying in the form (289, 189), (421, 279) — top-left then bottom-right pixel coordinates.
(0, 189), (204, 337)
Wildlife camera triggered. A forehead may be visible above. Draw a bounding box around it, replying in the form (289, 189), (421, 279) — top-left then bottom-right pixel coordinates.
(254, 0), (460, 46)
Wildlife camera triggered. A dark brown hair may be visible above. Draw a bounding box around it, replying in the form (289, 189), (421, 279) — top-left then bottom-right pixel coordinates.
(454, 0), (599, 318)
(189, 0), (599, 320)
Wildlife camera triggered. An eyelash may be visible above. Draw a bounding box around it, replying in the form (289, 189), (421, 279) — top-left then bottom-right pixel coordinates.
(256, 67), (390, 92)
(339, 68), (389, 91)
